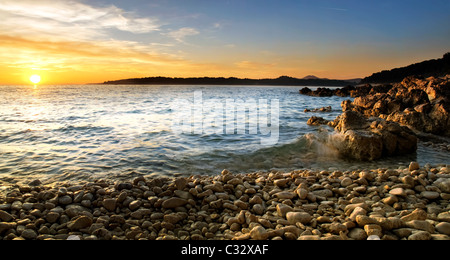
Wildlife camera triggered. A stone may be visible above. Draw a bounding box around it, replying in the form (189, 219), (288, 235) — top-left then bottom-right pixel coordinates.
(68, 216), (93, 231)
(129, 200), (142, 211)
(58, 195), (73, 205)
(409, 161), (420, 171)
(296, 188), (308, 200)
(408, 231), (431, 240)
(273, 191), (296, 200)
(298, 235), (321, 240)
(0, 222), (16, 234)
(406, 220), (435, 233)
(46, 212), (60, 223)
(174, 177), (188, 190)
(274, 179), (289, 188)
(389, 188), (406, 196)
(348, 228), (367, 240)
(0, 210), (14, 222)
(286, 212), (312, 225)
(21, 229), (38, 240)
(367, 235), (381, 240)
(341, 177), (353, 187)
(435, 222), (450, 236)
(250, 226), (269, 240)
(421, 191), (440, 200)
(364, 224), (383, 237)
(276, 204), (293, 218)
(162, 198), (188, 209)
(252, 204), (265, 215)
(103, 198), (117, 211)
(349, 207), (367, 221)
(401, 209), (427, 222)
(435, 178), (450, 193)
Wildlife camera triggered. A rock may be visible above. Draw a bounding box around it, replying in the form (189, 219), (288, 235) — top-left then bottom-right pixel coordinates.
(401, 209), (427, 222)
(330, 111), (417, 161)
(406, 220), (435, 233)
(46, 212), (60, 223)
(0, 210), (14, 222)
(162, 198), (188, 209)
(21, 229), (38, 240)
(435, 222), (450, 236)
(435, 178), (450, 193)
(349, 207), (367, 221)
(129, 200), (142, 211)
(342, 76), (450, 136)
(286, 212), (312, 225)
(0, 222), (16, 234)
(116, 182), (133, 191)
(58, 195), (73, 205)
(348, 228), (367, 240)
(274, 179), (289, 188)
(276, 204), (293, 218)
(174, 177), (188, 190)
(28, 179), (42, 186)
(367, 235), (381, 240)
(421, 191), (440, 200)
(340, 177), (353, 187)
(250, 226), (269, 240)
(408, 231), (431, 240)
(296, 188), (308, 200)
(68, 216), (93, 231)
(103, 198), (117, 211)
(312, 189), (333, 198)
(307, 116), (330, 126)
(409, 162), (420, 171)
(390, 188), (406, 197)
(364, 224), (383, 237)
(273, 191), (296, 200)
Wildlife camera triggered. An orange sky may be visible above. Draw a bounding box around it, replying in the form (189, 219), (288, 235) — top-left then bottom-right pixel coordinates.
(0, 0), (448, 85)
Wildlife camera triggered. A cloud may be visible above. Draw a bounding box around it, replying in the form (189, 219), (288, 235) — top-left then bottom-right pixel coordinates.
(165, 27), (200, 43)
(0, 0), (161, 41)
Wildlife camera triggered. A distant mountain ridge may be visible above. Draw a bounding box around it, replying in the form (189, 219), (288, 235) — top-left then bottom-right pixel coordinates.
(362, 52), (450, 84)
(103, 75), (357, 86)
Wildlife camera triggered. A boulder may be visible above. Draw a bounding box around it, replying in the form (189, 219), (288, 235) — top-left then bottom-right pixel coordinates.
(342, 75), (450, 136)
(330, 111), (417, 161)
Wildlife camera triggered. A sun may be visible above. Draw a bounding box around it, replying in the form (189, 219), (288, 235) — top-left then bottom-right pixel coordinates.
(30, 75), (41, 84)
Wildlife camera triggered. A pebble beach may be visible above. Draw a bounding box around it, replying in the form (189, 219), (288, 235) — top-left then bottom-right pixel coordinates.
(1, 163), (449, 240)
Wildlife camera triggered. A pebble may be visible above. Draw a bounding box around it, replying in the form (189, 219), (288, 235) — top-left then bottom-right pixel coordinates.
(0, 165), (448, 240)
(409, 161), (420, 171)
(286, 212), (312, 225)
(435, 222), (450, 236)
(389, 188), (406, 197)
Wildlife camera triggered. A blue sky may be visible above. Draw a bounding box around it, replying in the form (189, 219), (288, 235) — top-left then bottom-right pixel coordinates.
(0, 0), (449, 84)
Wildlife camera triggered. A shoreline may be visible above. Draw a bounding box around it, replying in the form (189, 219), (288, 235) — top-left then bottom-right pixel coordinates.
(1, 163), (449, 240)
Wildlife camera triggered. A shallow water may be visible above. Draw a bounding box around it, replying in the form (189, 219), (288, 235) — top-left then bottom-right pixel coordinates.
(0, 85), (448, 185)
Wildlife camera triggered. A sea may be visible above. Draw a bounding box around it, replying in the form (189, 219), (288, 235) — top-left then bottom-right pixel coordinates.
(0, 84), (449, 185)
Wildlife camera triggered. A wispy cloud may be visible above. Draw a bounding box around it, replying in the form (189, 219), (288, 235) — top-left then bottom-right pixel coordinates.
(164, 27), (200, 43)
(0, 0), (161, 41)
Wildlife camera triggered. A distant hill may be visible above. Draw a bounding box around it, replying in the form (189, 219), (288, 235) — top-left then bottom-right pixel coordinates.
(103, 75), (357, 86)
(361, 52), (450, 84)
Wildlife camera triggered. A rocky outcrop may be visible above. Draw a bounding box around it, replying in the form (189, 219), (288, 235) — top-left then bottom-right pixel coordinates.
(342, 75), (450, 136)
(329, 111), (418, 161)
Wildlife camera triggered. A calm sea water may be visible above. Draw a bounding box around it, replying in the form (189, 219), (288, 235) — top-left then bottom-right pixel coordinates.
(0, 85), (449, 185)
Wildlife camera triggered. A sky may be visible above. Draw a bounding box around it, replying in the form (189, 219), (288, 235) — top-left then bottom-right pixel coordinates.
(0, 0), (449, 85)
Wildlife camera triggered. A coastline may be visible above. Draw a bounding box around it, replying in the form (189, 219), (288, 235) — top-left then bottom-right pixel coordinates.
(1, 163), (449, 240)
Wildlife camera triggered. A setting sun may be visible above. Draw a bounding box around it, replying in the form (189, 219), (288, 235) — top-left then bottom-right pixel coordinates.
(30, 75), (41, 84)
